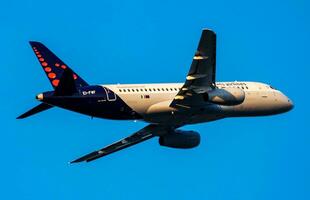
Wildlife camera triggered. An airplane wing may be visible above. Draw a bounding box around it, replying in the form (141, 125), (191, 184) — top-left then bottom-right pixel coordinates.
(170, 29), (216, 108)
(70, 124), (166, 163)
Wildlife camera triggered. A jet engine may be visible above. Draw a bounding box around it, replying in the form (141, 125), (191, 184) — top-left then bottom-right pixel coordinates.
(159, 130), (200, 149)
(203, 88), (245, 106)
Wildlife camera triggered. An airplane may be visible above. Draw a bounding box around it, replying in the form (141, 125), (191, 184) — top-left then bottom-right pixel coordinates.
(17, 29), (293, 163)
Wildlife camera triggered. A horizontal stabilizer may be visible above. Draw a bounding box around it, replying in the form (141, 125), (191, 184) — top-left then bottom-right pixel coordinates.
(17, 103), (53, 119)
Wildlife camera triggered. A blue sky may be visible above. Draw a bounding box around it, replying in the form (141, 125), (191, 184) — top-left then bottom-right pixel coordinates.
(1, 0), (309, 199)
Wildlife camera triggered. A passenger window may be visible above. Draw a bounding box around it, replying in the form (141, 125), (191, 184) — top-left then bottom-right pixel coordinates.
(119, 89), (122, 92)
(132, 89), (135, 92)
(136, 89), (139, 92)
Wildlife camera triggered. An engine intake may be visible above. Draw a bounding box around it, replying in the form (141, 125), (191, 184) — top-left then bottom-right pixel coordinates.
(203, 88), (245, 106)
(159, 130), (200, 149)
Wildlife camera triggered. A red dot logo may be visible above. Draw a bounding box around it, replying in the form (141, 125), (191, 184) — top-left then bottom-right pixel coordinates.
(55, 63), (60, 67)
(61, 65), (67, 69)
(52, 79), (60, 87)
(39, 58), (44, 62)
(73, 74), (77, 80)
(44, 67), (51, 72)
(42, 62), (48, 67)
(48, 72), (56, 79)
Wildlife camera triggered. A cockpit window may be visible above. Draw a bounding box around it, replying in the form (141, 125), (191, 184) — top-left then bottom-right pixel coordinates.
(270, 85), (276, 90)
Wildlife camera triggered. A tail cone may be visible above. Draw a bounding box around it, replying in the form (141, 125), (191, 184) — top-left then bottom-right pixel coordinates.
(36, 93), (44, 100)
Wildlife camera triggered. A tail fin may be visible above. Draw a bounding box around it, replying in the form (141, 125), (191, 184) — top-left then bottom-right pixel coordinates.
(29, 41), (89, 89)
(17, 42), (89, 119)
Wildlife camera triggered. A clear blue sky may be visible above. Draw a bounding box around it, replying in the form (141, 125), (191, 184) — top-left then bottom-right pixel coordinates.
(1, 0), (309, 199)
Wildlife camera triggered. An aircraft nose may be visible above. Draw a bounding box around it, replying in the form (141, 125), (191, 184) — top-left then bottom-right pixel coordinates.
(280, 93), (294, 112)
(286, 97), (294, 111)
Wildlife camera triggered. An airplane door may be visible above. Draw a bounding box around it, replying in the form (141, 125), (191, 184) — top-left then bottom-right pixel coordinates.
(104, 88), (117, 101)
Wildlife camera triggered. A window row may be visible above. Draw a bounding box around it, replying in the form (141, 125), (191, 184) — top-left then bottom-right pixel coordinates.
(118, 88), (181, 93)
(219, 86), (249, 90)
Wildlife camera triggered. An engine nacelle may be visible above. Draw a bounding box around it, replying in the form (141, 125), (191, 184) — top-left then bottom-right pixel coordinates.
(159, 130), (200, 149)
(203, 88), (245, 106)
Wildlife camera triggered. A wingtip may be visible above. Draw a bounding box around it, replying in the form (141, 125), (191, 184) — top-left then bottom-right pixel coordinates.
(16, 114), (25, 119)
(202, 28), (213, 31)
(70, 157), (85, 164)
(69, 160), (78, 164)
(202, 28), (216, 34)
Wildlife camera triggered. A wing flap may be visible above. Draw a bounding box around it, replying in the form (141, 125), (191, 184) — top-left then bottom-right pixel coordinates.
(186, 74), (207, 81)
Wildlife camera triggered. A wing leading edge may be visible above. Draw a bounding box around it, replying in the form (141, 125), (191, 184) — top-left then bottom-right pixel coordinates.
(170, 29), (216, 108)
(70, 124), (168, 163)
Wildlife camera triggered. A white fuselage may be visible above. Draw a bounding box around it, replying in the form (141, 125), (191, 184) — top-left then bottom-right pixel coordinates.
(104, 81), (293, 126)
